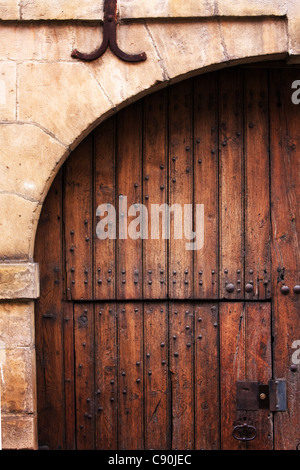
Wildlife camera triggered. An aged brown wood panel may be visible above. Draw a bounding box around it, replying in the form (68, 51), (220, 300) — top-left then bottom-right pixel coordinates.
(35, 169), (65, 450)
(94, 119), (116, 300)
(219, 69), (244, 300)
(95, 303), (118, 450)
(64, 135), (93, 300)
(169, 302), (194, 449)
(116, 104), (143, 300)
(220, 302), (246, 450)
(143, 92), (168, 299)
(34, 65), (300, 451)
(169, 81), (194, 299)
(63, 299), (76, 449)
(244, 69), (271, 300)
(118, 302), (144, 449)
(194, 303), (220, 450)
(193, 74), (219, 299)
(270, 68), (300, 450)
(74, 303), (95, 450)
(245, 303), (273, 450)
(144, 302), (169, 450)
(220, 302), (272, 450)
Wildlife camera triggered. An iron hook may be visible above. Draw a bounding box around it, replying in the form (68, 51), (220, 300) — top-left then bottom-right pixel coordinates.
(71, 0), (147, 63)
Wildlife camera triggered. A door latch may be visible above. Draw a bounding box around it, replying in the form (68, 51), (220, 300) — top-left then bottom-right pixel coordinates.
(236, 380), (287, 411)
(232, 423), (257, 441)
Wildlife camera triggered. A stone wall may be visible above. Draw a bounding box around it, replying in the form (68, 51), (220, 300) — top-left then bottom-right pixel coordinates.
(0, 0), (299, 450)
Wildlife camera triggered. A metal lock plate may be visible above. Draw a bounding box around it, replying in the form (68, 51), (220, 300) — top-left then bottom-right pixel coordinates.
(268, 379), (287, 412)
(236, 381), (259, 411)
(236, 380), (287, 411)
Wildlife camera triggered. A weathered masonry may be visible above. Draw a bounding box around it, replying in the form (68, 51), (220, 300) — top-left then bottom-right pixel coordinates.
(0, 0), (300, 450)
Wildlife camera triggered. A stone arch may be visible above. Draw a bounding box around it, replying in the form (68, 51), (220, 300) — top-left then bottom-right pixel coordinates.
(0, 17), (288, 262)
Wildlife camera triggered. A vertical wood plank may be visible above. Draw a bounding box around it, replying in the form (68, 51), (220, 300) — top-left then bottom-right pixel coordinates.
(118, 302), (144, 449)
(63, 301), (76, 449)
(244, 69), (271, 300)
(220, 302), (272, 450)
(246, 303), (273, 450)
(169, 81), (194, 299)
(219, 69), (244, 299)
(95, 303), (118, 450)
(64, 135), (93, 300)
(193, 73), (219, 299)
(169, 302), (194, 449)
(94, 118), (116, 300)
(270, 68), (300, 450)
(220, 302), (246, 450)
(194, 303), (220, 450)
(144, 302), (169, 450)
(116, 104), (143, 300)
(34, 169), (65, 450)
(74, 304), (95, 450)
(143, 91), (168, 299)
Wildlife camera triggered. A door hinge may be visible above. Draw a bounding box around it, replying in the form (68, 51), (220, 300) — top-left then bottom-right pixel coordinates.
(236, 380), (287, 412)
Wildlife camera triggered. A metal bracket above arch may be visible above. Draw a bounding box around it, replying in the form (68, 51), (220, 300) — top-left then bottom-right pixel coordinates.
(71, 0), (147, 63)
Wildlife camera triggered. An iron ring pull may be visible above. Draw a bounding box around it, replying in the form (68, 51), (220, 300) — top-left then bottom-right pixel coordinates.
(71, 0), (147, 63)
(232, 423), (257, 442)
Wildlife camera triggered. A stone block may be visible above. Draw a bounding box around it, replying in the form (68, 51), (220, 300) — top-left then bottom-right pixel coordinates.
(20, 0), (103, 20)
(0, 62), (16, 120)
(288, 0), (300, 17)
(119, 0), (214, 18)
(0, 301), (34, 347)
(11, 0), (289, 20)
(78, 23), (167, 107)
(221, 18), (287, 61)
(0, 194), (41, 261)
(288, 17), (300, 59)
(0, 263), (39, 299)
(216, 0), (288, 16)
(2, 414), (38, 450)
(147, 21), (226, 80)
(0, 346), (36, 413)
(18, 62), (114, 147)
(0, 0), (19, 20)
(0, 124), (68, 202)
(0, 23), (75, 61)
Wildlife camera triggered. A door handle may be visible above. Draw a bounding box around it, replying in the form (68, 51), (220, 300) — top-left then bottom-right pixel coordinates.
(232, 423), (257, 441)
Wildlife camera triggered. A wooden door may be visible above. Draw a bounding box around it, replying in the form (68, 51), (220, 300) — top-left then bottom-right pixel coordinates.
(34, 66), (300, 450)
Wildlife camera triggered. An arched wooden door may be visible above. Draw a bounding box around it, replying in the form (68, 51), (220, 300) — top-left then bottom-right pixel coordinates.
(35, 66), (300, 450)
